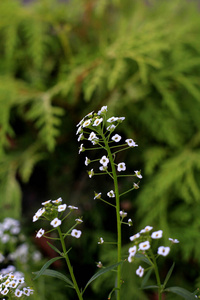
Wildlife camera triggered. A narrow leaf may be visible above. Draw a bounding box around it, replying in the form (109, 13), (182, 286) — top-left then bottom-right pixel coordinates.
(141, 269), (153, 288)
(33, 269), (74, 289)
(142, 285), (159, 290)
(135, 253), (152, 265)
(33, 256), (63, 280)
(47, 242), (62, 256)
(83, 261), (124, 293)
(162, 262), (175, 289)
(165, 286), (197, 299)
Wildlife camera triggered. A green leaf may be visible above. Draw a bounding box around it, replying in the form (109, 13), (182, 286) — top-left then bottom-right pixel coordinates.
(135, 253), (152, 265)
(33, 269), (74, 289)
(142, 285), (159, 290)
(141, 269), (153, 288)
(162, 262), (175, 289)
(164, 286), (197, 299)
(47, 242), (63, 256)
(33, 256), (63, 280)
(83, 261), (124, 293)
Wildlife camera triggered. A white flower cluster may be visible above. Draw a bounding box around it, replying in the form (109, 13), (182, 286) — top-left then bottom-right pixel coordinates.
(33, 198), (82, 239)
(128, 226), (179, 277)
(0, 218), (20, 245)
(0, 271), (33, 298)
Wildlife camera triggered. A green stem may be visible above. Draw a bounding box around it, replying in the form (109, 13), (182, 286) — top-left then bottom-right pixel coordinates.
(57, 227), (83, 300)
(102, 134), (122, 300)
(150, 250), (162, 300)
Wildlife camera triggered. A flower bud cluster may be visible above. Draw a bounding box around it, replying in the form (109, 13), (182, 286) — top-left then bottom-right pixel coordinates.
(0, 272), (33, 298)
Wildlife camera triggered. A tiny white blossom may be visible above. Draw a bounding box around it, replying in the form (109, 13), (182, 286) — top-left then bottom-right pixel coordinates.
(68, 205), (78, 210)
(125, 139), (138, 147)
(169, 238), (179, 244)
(99, 165), (107, 171)
(36, 228), (45, 238)
(50, 218), (61, 228)
(88, 169), (94, 178)
(1, 288), (9, 295)
(129, 245), (137, 256)
(97, 261), (103, 268)
(128, 254), (135, 263)
(157, 246), (170, 256)
(107, 125), (116, 131)
(139, 241), (150, 251)
(76, 125), (82, 135)
(9, 280), (18, 288)
(98, 237), (104, 244)
(93, 118), (103, 126)
(41, 200), (51, 205)
(120, 211), (127, 218)
(75, 218), (83, 224)
(58, 204), (67, 212)
(94, 192), (101, 200)
(85, 157), (91, 166)
(78, 133), (84, 142)
(88, 132), (98, 141)
(118, 117), (125, 122)
(151, 230), (163, 239)
(107, 117), (119, 123)
(52, 197), (62, 204)
(79, 143), (85, 154)
(136, 266), (144, 277)
(107, 190), (115, 198)
(128, 218), (133, 226)
(140, 226), (153, 233)
(117, 162), (126, 172)
(71, 229), (82, 238)
(98, 106), (107, 115)
(133, 183), (139, 189)
(15, 289), (23, 297)
(82, 119), (91, 127)
(134, 170), (142, 179)
(100, 155), (109, 166)
(130, 233), (140, 241)
(111, 134), (121, 142)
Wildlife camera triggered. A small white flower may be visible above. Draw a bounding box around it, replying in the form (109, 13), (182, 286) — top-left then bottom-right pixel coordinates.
(9, 280), (18, 288)
(36, 207), (45, 217)
(133, 183), (139, 189)
(82, 119), (91, 127)
(128, 218), (133, 226)
(36, 228), (45, 238)
(100, 155), (109, 166)
(117, 162), (126, 172)
(107, 125), (116, 131)
(130, 233), (140, 241)
(140, 226), (153, 233)
(125, 139), (138, 147)
(151, 230), (163, 239)
(41, 200), (51, 205)
(134, 170), (142, 179)
(98, 106), (107, 115)
(139, 241), (150, 251)
(1, 288), (9, 295)
(75, 218), (83, 224)
(68, 205), (78, 210)
(88, 132), (98, 141)
(129, 245), (137, 256)
(107, 190), (115, 198)
(128, 254), (135, 263)
(88, 169), (94, 178)
(157, 246), (170, 256)
(169, 238), (179, 244)
(71, 229), (82, 238)
(111, 134), (121, 142)
(120, 211), (127, 218)
(107, 117), (118, 123)
(136, 266), (144, 277)
(99, 165), (107, 171)
(85, 157), (90, 166)
(97, 261), (103, 268)
(33, 214), (39, 222)
(58, 204), (67, 212)
(15, 289), (23, 297)
(98, 237), (104, 244)
(76, 118), (84, 127)
(52, 197), (62, 204)
(50, 218), (61, 228)
(93, 118), (103, 126)
(76, 125), (82, 135)
(94, 192), (101, 200)
(118, 117), (125, 122)
(78, 133), (84, 142)
(79, 143), (85, 154)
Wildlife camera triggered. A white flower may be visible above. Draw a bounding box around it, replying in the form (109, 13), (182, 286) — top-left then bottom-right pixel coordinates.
(71, 229), (82, 238)
(41, 200), (51, 205)
(52, 197), (62, 204)
(98, 106), (107, 115)
(36, 228), (45, 238)
(58, 204), (67, 212)
(85, 157), (90, 166)
(136, 266), (144, 277)
(129, 245), (137, 256)
(169, 238), (179, 244)
(107, 125), (116, 131)
(9, 280), (18, 288)
(140, 226), (153, 233)
(82, 119), (91, 127)
(111, 134), (121, 142)
(15, 289), (23, 297)
(128, 254), (135, 263)
(99, 165), (107, 171)
(139, 241), (150, 251)
(151, 230), (163, 239)
(76, 118), (84, 127)
(134, 170), (142, 179)
(118, 117), (125, 122)
(75, 218), (83, 224)
(50, 218), (61, 228)
(157, 246), (170, 256)
(100, 155), (109, 166)
(88, 169), (94, 178)
(107, 190), (115, 198)
(128, 218), (133, 226)
(85, 111), (94, 118)
(88, 132), (98, 141)
(79, 143), (85, 154)
(68, 205), (78, 210)
(76, 125), (82, 135)
(117, 162), (126, 172)
(1, 288), (9, 295)
(93, 118), (103, 126)
(94, 192), (101, 200)
(107, 117), (118, 123)
(78, 133), (84, 142)
(33, 207), (45, 222)
(133, 183), (139, 189)
(125, 139), (138, 147)
(120, 211), (127, 218)
(97, 261), (103, 268)
(98, 237), (104, 244)
(130, 233), (140, 241)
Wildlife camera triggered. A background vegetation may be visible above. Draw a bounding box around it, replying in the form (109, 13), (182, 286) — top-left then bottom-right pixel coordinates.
(1, 0), (200, 298)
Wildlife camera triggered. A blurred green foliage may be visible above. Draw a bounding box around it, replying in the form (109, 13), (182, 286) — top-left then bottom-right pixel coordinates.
(1, 0), (200, 298)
